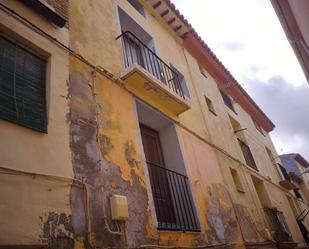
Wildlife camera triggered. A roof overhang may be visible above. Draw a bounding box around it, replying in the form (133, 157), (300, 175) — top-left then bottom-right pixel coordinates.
(183, 32), (275, 132)
(150, 0), (190, 38)
(271, 0), (309, 83)
(295, 153), (309, 168)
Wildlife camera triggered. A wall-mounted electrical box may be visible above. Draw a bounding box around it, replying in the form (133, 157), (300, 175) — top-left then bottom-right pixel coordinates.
(110, 194), (129, 220)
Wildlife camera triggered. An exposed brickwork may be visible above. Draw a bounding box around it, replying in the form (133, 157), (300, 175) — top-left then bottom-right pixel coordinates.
(44, 0), (68, 20)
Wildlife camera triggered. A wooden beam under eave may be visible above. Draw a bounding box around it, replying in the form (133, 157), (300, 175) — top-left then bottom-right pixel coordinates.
(161, 9), (169, 17)
(153, 1), (162, 8)
(174, 25), (182, 32)
(180, 32), (189, 39)
(167, 17), (176, 25)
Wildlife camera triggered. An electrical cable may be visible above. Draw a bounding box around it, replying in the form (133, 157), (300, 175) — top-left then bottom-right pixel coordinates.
(90, 69), (124, 236)
(0, 0), (290, 205)
(0, 2), (304, 246)
(0, 165), (93, 246)
(0, 2), (117, 82)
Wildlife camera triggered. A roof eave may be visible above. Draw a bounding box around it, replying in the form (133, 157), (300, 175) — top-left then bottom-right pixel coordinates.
(183, 32), (275, 132)
(150, 0), (275, 132)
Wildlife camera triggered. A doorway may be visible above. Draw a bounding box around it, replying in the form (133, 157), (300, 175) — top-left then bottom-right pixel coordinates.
(140, 124), (176, 226)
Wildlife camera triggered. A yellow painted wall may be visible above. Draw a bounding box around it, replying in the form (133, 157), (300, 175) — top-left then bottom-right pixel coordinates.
(68, 0), (309, 246)
(68, 0), (244, 247)
(178, 127), (243, 246)
(1, 0), (308, 247)
(0, 0), (72, 245)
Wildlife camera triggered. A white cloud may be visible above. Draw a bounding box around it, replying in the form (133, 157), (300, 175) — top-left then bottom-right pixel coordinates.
(171, 0), (308, 158)
(172, 0), (306, 86)
(244, 76), (309, 159)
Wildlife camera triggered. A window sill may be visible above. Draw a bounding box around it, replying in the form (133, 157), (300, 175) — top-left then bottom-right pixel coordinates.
(257, 129), (266, 137)
(209, 110), (217, 116)
(237, 189), (246, 194)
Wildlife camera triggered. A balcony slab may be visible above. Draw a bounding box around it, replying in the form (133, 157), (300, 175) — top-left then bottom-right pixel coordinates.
(121, 64), (191, 118)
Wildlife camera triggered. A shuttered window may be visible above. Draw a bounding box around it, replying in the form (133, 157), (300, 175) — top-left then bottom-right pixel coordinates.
(238, 139), (257, 170)
(0, 36), (47, 133)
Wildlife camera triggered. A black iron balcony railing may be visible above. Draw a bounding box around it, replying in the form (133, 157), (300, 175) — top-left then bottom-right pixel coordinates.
(146, 161), (200, 232)
(116, 31), (185, 99)
(264, 208), (292, 242)
(279, 164), (290, 180)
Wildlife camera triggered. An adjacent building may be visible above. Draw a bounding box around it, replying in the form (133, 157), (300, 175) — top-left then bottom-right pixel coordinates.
(279, 153), (309, 244)
(271, 0), (309, 83)
(0, 0), (308, 249)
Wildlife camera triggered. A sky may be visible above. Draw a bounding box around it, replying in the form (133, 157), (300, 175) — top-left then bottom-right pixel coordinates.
(171, 0), (309, 160)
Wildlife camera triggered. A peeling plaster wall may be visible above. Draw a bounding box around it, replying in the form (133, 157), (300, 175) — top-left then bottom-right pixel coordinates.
(67, 0), (245, 248)
(178, 127), (242, 247)
(182, 26), (308, 244)
(0, 174), (73, 246)
(69, 58), (157, 248)
(215, 153), (268, 243)
(2, 0), (304, 248)
(216, 146), (306, 245)
(68, 57), (242, 248)
(0, 0), (72, 247)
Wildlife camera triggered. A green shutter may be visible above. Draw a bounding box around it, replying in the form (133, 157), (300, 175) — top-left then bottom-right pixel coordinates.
(0, 36), (47, 133)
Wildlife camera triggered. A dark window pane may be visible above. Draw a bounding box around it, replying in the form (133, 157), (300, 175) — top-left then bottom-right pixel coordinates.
(220, 89), (235, 112)
(238, 139), (257, 170)
(0, 36), (47, 132)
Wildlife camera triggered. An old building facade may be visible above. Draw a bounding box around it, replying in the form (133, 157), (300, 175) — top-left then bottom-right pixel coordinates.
(279, 153), (309, 244)
(0, 0), (308, 249)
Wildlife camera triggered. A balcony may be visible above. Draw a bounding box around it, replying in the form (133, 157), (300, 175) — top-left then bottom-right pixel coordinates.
(116, 31), (191, 117)
(264, 208), (297, 248)
(147, 162), (200, 231)
(278, 165), (297, 190)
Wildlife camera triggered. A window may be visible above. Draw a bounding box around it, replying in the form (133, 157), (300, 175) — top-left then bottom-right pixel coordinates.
(253, 118), (264, 135)
(266, 147), (284, 181)
(127, 0), (146, 17)
(229, 115), (247, 142)
(264, 208), (291, 239)
(230, 168), (245, 193)
(198, 64), (207, 78)
(238, 139), (257, 170)
(229, 115), (241, 132)
(266, 147), (274, 162)
(205, 96), (216, 115)
(219, 89), (236, 113)
(0, 35), (47, 132)
(251, 175), (272, 207)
